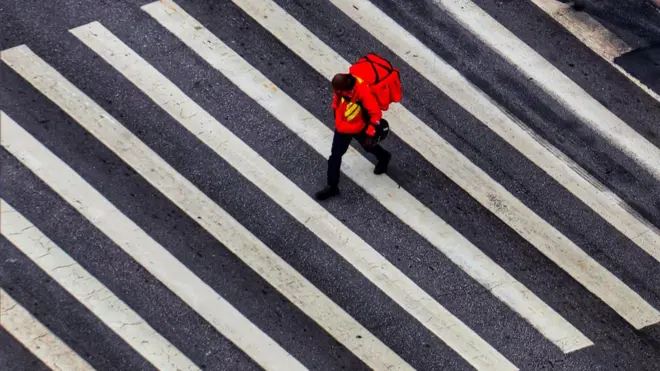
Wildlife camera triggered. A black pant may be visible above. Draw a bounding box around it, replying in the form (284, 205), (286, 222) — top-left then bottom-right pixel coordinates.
(327, 129), (389, 187)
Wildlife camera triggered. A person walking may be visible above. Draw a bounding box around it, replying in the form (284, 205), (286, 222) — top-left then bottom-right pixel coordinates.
(314, 72), (392, 201)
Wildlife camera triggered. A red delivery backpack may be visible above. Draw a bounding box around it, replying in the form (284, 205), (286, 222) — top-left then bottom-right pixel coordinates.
(349, 53), (402, 111)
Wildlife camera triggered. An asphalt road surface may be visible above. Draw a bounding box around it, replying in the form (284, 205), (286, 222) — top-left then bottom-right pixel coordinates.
(2, 0), (660, 370)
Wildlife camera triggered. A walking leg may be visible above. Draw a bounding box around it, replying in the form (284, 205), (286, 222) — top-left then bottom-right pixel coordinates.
(369, 144), (391, 175)
(358, 133), (392, 175)
(315, 130), (352, 200)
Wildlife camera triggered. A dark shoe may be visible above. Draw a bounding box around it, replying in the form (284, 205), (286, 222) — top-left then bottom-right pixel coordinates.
(572, 1), (585, 11)
(374, 152), (391, 175)
(315, 185), (340, 200)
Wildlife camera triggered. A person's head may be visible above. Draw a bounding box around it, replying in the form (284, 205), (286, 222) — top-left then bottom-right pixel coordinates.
(332, 73), (356, 92)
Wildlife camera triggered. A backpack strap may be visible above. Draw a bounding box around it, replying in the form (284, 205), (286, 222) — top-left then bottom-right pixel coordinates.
(363, 55), (381, 84)
(361, 53), (394, 84)
(365, 53), (394, 71)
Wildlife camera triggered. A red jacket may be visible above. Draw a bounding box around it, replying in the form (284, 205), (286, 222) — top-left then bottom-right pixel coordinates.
(331, 77), (382, 135)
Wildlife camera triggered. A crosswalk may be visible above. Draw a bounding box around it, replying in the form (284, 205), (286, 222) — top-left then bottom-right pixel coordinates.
(1, 0), (659, 370)
(1, 286), (95, 371)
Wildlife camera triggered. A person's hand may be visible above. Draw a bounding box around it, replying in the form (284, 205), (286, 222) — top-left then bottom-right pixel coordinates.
(365, 123), (377, 137)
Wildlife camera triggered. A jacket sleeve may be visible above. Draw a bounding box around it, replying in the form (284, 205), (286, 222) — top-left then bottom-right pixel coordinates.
(331, 91), (341, 110)
(357, 86), (382, 123)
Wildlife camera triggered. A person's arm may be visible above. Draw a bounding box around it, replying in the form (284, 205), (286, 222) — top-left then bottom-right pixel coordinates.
(356, 86), (382, 137)
(331, 91), (341, 110)
(357, 86), (382, 124)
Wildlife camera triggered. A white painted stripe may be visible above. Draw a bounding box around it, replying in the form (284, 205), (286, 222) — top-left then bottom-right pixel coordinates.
(0, 109), (304, 371)
(0, 197), (197, 371)
(532, 0), (632, 61)
(527, 0), (660, 105)
(437, 5), (656, 265)
(0, 43), (405, 371)
(70, 17), (481, 371)
(0, 287), (94, 371)
(310, 1), (660, 267)
(428, 0), (660, 181)
(144, 0), (594, 356)
(231, 0), (660, 330)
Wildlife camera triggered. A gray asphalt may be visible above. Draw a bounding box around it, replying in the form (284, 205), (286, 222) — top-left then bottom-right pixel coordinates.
(1, 0), (659, 370)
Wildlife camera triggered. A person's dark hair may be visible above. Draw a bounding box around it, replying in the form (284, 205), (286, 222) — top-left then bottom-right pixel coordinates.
(332, 73), (356, 91)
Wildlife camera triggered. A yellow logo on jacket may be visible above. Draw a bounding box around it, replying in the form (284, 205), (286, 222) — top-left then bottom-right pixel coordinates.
(341, 75), (364, 121)
(343, 98), (361, 121)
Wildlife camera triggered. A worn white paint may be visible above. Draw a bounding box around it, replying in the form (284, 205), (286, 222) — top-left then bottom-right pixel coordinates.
(232, 0), (660, 331)
(0, 197), (198, 371)
(3, 38), (412, 370)
(0, 106), (304, 371)
(329, 0), (660, 273)
(0, 285), (95, 371)
(72, 15), (509, 370)
(280, 0), (660, 267)
(145, 0), (596, 358)
(527, 0), (660, 105)
(428, 0), (660, 182)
